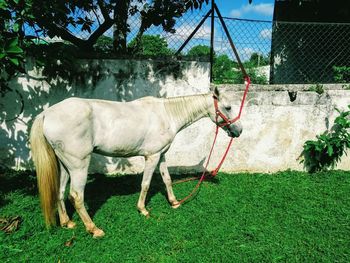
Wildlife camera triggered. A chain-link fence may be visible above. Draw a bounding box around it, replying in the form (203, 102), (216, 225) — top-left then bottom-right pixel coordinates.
(270, 21), (350, 84)
(23, 5), (350, 85)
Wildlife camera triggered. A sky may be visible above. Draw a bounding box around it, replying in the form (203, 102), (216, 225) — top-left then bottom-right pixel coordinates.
(217, 0), (275, 20)
(166, 0), (276, 60)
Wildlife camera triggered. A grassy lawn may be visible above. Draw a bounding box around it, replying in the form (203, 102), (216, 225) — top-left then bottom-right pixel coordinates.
(1, 169), (350, 262)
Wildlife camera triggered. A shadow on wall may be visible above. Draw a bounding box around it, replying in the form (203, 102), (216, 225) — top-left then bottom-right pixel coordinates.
(0, 58), (210, 173)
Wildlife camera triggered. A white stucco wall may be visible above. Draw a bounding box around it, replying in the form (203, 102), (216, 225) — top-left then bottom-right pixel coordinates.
(1, 58), (350, 174)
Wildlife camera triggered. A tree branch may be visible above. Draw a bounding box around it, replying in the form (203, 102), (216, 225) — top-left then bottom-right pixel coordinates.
(92, 9), (102, 26)
(97, 0), (112, 21)
(48, 25), (87, 48)
(47, 18), (114, 50)
(87, 19), (115, 45)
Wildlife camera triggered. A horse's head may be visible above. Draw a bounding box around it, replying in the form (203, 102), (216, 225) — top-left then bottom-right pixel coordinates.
(209, 87), (243, 138)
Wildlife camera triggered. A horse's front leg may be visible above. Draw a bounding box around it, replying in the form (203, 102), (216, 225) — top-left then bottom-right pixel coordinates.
(159, 155), (180, 209)
(137, 154), (161, 217)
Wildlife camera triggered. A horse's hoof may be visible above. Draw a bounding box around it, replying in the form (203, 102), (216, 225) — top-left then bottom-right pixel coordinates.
(66, 220), (76, 229)
(61, 220), (76, 229)
(92, 228), (105, 239)
(139, 209), (150, 218)
(171, 201), (181, 209)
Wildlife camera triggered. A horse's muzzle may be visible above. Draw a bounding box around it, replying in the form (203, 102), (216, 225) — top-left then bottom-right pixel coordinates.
(226, 122), (243, 138)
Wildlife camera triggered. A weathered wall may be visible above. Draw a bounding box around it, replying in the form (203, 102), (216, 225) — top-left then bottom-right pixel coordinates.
(167, 84), (350, 173)
(1, 58), (350, 173)
(217, 85), (350, 172)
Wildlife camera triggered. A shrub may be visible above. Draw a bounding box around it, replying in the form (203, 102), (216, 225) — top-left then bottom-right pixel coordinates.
(212, 54), (268, 84)
(308, 84), (324, 95)
(186, 45), (212, 58)
(333, 66), (350, 83)
(300, 106), (350, 172)
(128, 35), (173, 57)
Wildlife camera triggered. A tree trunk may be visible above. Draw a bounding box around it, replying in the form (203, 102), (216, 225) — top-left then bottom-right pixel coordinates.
(113, 0), (131, 54)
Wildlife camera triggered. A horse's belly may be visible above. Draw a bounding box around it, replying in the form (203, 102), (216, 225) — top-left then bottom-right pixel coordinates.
(92, 111), (174, 157)
(93, 131), (172, 158)
(93, 144), (142, 158)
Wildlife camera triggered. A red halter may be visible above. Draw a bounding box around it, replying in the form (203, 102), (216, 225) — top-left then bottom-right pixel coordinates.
(213, 95), (233, 128)
(213, 76), (251, 128)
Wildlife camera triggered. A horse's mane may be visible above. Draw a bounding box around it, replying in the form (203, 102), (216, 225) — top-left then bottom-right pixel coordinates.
(163, 94), (209, 124)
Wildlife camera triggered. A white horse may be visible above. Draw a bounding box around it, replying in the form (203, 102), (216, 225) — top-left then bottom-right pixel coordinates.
(30, 87), (242, 238)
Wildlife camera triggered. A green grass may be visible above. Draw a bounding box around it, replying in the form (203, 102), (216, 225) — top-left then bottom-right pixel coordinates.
(1, 169), (350, 262)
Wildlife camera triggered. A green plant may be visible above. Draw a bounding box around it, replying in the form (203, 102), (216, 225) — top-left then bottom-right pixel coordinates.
(0, 0), (26, 93)
(245, 52), (270, 67)
(94, 35), (113, 53)
(300, 106), (350, 172)
(186, 44), (212, 59)
(333, 66), (350, 83)
(212, 54), (269, 84)
(246, 67), (268, 84)
(128, 34), (173, 57)
(212, 54), (238, 83)
(308, 83), (324, 95)
(342, 84), (350, 90)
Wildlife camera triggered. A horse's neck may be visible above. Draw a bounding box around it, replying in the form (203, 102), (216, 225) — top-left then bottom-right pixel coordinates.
(164, 94), (212, 132)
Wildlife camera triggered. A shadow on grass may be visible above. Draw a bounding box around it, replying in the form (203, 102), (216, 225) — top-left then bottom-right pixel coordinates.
(0, 168), (37, 206)
(0, 166), (219, 219)
(83, 171), (220, 218)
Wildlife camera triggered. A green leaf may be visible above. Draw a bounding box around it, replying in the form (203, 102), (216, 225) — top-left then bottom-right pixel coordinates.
(13, 23), (20, 33)
(0, 0), (7, 9)
(327, 145), (334, 156)
(9, 57), (19, 66)
(6, 46), (23, 54)
(6, 38), (19, 49)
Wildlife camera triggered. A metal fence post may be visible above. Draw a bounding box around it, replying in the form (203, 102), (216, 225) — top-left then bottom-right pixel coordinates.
(210, 0), (215, 83)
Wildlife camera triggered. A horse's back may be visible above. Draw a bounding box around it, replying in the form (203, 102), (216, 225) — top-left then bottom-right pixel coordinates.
(41, 96), (172, 157)
(44, 97), (93, 127)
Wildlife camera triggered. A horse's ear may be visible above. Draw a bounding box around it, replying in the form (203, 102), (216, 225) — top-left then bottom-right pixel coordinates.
(214, 86), (220, 99)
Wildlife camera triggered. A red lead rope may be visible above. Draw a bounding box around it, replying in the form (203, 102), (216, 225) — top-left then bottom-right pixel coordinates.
(176, 76), (251, 205)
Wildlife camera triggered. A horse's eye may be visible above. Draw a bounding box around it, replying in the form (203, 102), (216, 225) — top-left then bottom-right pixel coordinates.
(225, 106), (231, 111)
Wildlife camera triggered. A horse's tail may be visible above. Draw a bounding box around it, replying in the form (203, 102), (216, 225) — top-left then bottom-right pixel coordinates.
(30, 114), (59, 227)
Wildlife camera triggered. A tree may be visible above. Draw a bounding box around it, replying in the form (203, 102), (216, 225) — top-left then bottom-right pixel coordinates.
(0, 0), (29, 93)
(0, 0), (255, 92)
(212, 54), (268, 84)
(28, 0), (209, 53)
(247, 52), (269, 67)
(128, 35), (172, 56)
(94, 35), (113, 53)
(212, 54), (237, 83)
(187, 45), (212, 58)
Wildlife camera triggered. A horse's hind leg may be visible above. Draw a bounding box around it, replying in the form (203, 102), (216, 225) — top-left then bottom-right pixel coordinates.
(57, 161), (76, 229)
(68, 156), (105, 238)
(159, 155), (180, 209)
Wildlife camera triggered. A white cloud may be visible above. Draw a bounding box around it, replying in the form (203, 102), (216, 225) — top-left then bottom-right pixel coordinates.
(230, 3), (274, 18)
(259, 28), (272, 39)
(163, 24), (211, 45)
(177, 24), (211, 40)
(240, 47), (255, 61)
(242, 47), (255, 56)
(230, 9), (242, 18)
